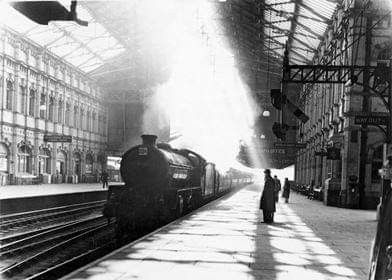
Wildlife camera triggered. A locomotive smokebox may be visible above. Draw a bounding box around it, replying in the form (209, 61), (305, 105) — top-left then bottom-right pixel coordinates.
(141, 134), (157, 146)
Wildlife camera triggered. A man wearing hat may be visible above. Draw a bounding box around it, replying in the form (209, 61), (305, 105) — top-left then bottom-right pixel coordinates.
(259, 169), (276, 223)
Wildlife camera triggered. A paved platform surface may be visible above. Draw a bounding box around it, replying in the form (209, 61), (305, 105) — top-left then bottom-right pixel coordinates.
(0, 182), (120, 199)
(65, 183), (377, 280)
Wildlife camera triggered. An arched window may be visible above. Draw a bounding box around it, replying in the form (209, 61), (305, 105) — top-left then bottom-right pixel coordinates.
(80, 108), (84, 130)
(19, 85), (26, 114)
(0, 143), (9, 172)
(56, 151), (67, 175)
(92, 111), (97, 133)
(6, 80), (13, 110)
(73, 106), (78, 128)
(58, 100), (63, 123)
(28, 88), (35, 116)
(38, 148), (51, 174)
(65, 102), (70, 125)
(98, 114), (103, 134)
(17, 145), (32, 173)
(48, 96), (54, 121)
(86, 154), (93, 174)
(86, 111), (91, 131)
(39, 90), (46, 119)
(74, 152), (81, 176)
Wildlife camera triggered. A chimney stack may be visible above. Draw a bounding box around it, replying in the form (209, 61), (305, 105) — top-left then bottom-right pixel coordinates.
(141, 134), (158, 146)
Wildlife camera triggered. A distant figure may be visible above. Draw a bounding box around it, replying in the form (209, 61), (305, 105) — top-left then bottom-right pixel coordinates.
(282, 178), (290, 203)
(308, 179), (315, 199)
(273, 175), (281, 203)
(101, 170), (109, 189)
(260, 169), (276, 223)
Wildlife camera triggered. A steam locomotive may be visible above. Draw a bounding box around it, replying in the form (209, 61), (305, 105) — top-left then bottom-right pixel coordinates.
(103, 134), (252, 238)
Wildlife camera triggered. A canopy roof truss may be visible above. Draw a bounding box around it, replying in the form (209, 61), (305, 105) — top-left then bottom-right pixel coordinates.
(0, 0), (126, 73)
(263, 0), (338, 64)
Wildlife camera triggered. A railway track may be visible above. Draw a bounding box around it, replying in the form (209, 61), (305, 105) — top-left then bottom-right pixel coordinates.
(0, 201), (106, 238)
(1, 215), (115, 280)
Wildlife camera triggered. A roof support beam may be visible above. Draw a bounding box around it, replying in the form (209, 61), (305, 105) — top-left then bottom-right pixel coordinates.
(292, 35), (317, 52)
(287, 0), (301, 52)
(51, 22), (105, 63)
(297, 1), (331, 22)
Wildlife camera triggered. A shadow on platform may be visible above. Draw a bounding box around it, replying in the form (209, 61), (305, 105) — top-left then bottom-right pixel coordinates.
(68, 184), (369, 280)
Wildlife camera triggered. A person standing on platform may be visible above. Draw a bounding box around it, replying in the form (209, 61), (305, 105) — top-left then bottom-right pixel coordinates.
(260, 169), (276, 223)
(282, 178), (290, 203)
(273, 175), (281, 203)
(101, 170), (109, 189)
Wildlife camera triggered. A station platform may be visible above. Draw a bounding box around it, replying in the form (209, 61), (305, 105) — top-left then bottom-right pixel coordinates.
(0, 182), (118, 200)
(0, 182), (120, 214)
(64, 183), (376, 280)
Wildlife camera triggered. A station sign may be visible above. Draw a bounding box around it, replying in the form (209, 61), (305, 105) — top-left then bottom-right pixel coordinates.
(258, 148), (286, 155)
(43, 134), (72, 143)
(354, 115), (389, 126)
(274, 142), (307, 149)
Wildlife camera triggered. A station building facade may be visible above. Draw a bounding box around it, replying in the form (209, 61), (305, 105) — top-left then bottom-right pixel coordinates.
(0, 27), (108, 185)
(294, 0), (391, 208)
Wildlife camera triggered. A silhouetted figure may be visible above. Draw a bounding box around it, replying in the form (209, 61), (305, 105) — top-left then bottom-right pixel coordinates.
(101, 170), (109, 189)
(282, 178), (290, 203)
(273, 175), (281, 203)
(260, 169), (276, 223)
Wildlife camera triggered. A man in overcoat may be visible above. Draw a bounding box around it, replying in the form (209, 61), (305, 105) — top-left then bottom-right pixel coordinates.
(273, 175), (281, 202)
(260, 169), (276, 223)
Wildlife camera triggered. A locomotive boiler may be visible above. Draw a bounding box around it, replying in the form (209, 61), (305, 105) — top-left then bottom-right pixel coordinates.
(103, 134), (252, 238)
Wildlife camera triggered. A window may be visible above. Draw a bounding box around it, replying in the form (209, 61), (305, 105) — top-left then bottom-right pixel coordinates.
(6, 80), (13, 110)
(102, 115), (107, 136)
(48, 97), (54, 121)
(86, 111), (91, 131)
(372, 145), (383, 183)
(65, 103), (70, 125)
(80, 108), (84, 130)
(86, 154), (93, 174)
(38, 148), (51, 174)
(56, 151), (67, 175)
(19, 85), (26, 114)
(18, 145), (32, 173)
(74, 106), (78, 127)
(0, 143), (9, 172)
(98, 115), (102, 134)
(40, 91), (46, 119)
(92, 112), (97, 132)
(58, 100), (63, 123)
(28, 89), (35, 116)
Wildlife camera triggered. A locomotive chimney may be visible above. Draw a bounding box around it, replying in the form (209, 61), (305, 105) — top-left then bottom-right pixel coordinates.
(141, 134), (158, 146)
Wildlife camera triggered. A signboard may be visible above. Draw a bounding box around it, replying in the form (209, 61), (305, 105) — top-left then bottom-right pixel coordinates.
(138, 147), (148, 156)
(258, 148), (286, 155)
(354, 115), (389, 126)
(43, 134), (72, 143)
(274, 142), (307, 149)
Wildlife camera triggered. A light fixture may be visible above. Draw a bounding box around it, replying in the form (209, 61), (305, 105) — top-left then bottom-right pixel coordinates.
(262, 110), (270, 117)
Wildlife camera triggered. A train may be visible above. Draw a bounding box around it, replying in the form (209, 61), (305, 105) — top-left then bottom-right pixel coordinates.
(103, 134), (253, 238)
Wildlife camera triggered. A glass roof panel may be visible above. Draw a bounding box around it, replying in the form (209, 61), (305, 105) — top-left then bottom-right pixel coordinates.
(0, 0), (125, 73)
(264, 0), (338, 63)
